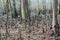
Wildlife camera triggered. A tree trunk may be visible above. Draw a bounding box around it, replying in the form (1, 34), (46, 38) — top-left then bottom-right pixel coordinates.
(52, 0), (58, 32)
(5, 0), (10, 40)
(20, 0), (25, 20)
(0, 33), (1, 40)
(12, 0), (17, 18)
(2, 0), (7, 14)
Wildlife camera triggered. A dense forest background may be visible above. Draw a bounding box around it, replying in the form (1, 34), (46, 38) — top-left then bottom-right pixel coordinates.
(0, 0), (59, 16)
(0, 0), (60, 40)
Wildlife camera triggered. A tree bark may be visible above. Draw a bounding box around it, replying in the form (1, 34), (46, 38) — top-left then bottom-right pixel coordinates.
(12, 0), (18, 18)
(5, 0), (10, 40)
(52, 0), (58, 32)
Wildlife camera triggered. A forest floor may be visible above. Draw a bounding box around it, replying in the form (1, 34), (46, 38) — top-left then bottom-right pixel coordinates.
(0, 15), (60, 40)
